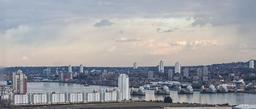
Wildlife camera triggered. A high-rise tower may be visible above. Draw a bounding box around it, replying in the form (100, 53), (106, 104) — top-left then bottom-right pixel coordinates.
(175, 62), (181, 74)
(249, 60), (255, 69)
(79, 64), (84, 73)
(12, 70), (27, 94)
(118, 74), (130, 101)
(158, 60), (164, 73)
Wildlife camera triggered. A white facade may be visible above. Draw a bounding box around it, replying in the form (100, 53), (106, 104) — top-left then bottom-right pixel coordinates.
(87, 92), (100, 102)
(118, 74), (130, 101)
(158, 60), (164, 73)
(79, 64), (84, 73)
(12, 70), (27, 94)
(249, 60), (254, 69)
(145, 90), (155, 101)
(14, 94), (29, 105)
(10, 91), (119, 105)
(51, 93), (66, 104)
(31, 93), (47, 104)
(101, 90), (117, 102)
(175, 62), (181, 74)
(69, 93), (83, 103)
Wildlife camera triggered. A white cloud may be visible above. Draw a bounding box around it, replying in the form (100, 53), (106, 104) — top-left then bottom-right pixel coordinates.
(170, 40), (219, 48)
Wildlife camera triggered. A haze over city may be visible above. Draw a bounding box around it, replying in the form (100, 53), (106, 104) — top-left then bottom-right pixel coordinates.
(1, 0), (256, 67)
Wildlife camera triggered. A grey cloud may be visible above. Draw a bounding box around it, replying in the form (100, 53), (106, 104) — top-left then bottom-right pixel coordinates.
(1, 0), (256, 53)
(94, 19), (113, 27)
(1, 24), (62, 47)
(191, 17), (212, 27)
(1, 0), (256, 29)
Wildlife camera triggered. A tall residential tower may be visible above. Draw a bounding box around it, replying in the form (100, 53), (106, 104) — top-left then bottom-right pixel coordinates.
(12, 70), (27, 94)
(118, 74), (130, 101)
(249, 60), (255, 69)
(79, 64), (84, 73)
(175, 62), (181, 74)
(158, 60), (164, 73)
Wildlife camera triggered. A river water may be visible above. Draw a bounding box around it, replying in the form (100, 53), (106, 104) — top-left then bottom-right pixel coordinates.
(28, 82), (256, 106)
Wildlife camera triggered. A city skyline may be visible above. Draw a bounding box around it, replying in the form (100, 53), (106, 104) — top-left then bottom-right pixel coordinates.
(1, 0), (256, 67)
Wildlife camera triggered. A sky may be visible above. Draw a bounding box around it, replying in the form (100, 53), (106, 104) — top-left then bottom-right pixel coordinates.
(0, 0), (256, 67)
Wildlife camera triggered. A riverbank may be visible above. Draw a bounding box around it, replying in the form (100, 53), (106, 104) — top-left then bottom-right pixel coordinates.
(0, 102), (231, 109)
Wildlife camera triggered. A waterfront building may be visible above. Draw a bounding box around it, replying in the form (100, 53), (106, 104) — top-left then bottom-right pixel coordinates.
(175, 62), (181, 74)
(118, 74), (130, 101)
(133, 62), (138, 69)
(12, 70), (27, 94)
(249, 60), (255, 69)
(100, 89), (118, 102)
(79, 64), (84, 73)
(87, 91), (101, 102)
(158, 60), (164, 73)
(145, 90), (155, 101)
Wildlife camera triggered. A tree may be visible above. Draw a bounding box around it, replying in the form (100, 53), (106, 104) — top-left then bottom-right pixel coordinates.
(164, 96), (173, 103)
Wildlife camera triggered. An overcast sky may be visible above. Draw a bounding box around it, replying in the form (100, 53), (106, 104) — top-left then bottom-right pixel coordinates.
(0, 0), (256, 67)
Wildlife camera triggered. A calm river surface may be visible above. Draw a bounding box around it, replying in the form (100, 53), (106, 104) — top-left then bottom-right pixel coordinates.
(28, 82), (256, 105)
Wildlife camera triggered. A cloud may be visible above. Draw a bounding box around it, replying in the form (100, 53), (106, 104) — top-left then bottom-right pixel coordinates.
(1, 0), (256, 66)
(3, 25), (31, 38)
(169, 40), (219, 48)
(115, 37), (141, 43)
(94, 19), (113, 27)
(0, 24), (63, 47)
(156, 28), (178, 33)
